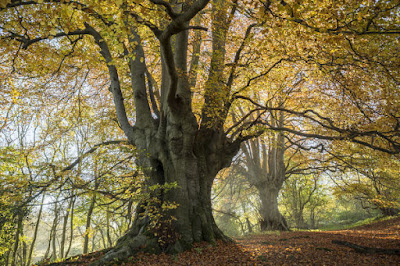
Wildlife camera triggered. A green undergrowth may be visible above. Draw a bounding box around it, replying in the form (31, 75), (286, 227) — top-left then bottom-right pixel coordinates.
(236, 215), (400, 237)
(319, 215), (399, 231)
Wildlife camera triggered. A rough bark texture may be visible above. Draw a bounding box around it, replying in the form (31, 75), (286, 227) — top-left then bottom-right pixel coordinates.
(93, 124), (240, 264)
(88, 1), (250, 264)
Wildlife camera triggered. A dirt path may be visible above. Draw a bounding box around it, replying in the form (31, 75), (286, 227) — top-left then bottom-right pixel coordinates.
(44, 217), (400, 265)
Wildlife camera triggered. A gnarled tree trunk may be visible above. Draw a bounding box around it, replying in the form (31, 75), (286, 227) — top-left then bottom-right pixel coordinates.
(95, 126), (240, 264)
(86, 1), (252, 264)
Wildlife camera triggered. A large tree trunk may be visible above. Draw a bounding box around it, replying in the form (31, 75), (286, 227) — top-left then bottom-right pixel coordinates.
(94, 126), (239, 264)
(258, 186), (289, 231)
(90, 1), (244, 264)
(240, 110), (289, 231)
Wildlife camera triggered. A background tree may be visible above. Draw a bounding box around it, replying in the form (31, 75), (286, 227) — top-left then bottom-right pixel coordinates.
(281, 173), (324, 229)
(331, 145), (400, 216)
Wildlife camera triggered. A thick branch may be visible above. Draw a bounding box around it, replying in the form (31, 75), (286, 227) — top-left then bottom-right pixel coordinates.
(84, 23), (135, 141)
(128, 29), (154, 128)
(200, 0), (230, 129)
(6, 29), (91, 49)
(189, 15), (203, 88)
(157, 0), (210, 109)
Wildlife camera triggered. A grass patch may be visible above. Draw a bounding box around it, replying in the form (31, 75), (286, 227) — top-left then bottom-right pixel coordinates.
(320, 215), (398, 231)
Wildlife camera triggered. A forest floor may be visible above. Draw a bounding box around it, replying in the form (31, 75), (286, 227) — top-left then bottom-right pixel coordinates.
(44, 216), (400, 265)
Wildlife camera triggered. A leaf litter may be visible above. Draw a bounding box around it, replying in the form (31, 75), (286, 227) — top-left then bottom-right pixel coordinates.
(43, 216), (400, 265)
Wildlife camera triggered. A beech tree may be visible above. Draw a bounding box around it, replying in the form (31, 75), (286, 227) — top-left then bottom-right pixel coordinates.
(239, 116), (289, 231)
(1, 0), (399, 264)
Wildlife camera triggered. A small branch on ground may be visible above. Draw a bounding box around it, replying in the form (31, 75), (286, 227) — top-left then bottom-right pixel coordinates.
(332, 240), (400, 255)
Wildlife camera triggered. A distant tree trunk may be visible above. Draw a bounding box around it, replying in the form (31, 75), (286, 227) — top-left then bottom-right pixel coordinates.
(292, 196), (307, 229)
(83, 195), (96, 254)
(64, 196), (75, 258)
(246, 217), (253, 233)
(60, 196), (73, 258)
(91, 230), (97, 253)
(84, 165), (99, 254)
(309, 208), (315, 229)
(295, 211), (306, 229)
(106, 209), (113, 247)
(51, 201), (59, 261)
(22, 235), (27, 266)
(126, 200), (134, 228)
(238, 219), (245, 235)
(10, 212), (24, 266)
(380, 207), (399, 216)
(99, 229), (107, 249)
(258, 186), (288, 231)
(240, 111), (289, 231)
(43, 231), (51, 260)
(5, 250), (11, 266)
(44, 199), (59, 261)
(27, 193), (45, 266)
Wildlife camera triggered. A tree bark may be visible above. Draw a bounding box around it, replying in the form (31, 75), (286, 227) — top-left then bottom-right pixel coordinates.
(64, 196), (75, 258)
(106, 209), (113, 248)
(51, 202), (58, 261)
(84, 165), (99, 254)
(239, 110), (289, 231)
(27, 193), (45, 266)
(246, 218), (253, 233)
(44, 199), (59, 261)
(93, 126), (240, 264)
(83, 195), (96, 254)
(89, 1), (245, 264)
(258, 186), (289, 231)
(60, 196), (73, 258)
(10, 213), (23, 266)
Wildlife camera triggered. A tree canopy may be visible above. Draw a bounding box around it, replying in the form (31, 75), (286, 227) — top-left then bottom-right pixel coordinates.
(0, 0), (399, 264)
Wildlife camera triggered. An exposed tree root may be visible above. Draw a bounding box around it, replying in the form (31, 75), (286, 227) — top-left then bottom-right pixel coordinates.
(259, 215), (290, 232)
(88, 234), (153, 265)
(332, 240), (400, 255)
(88, 222), (232, 265)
